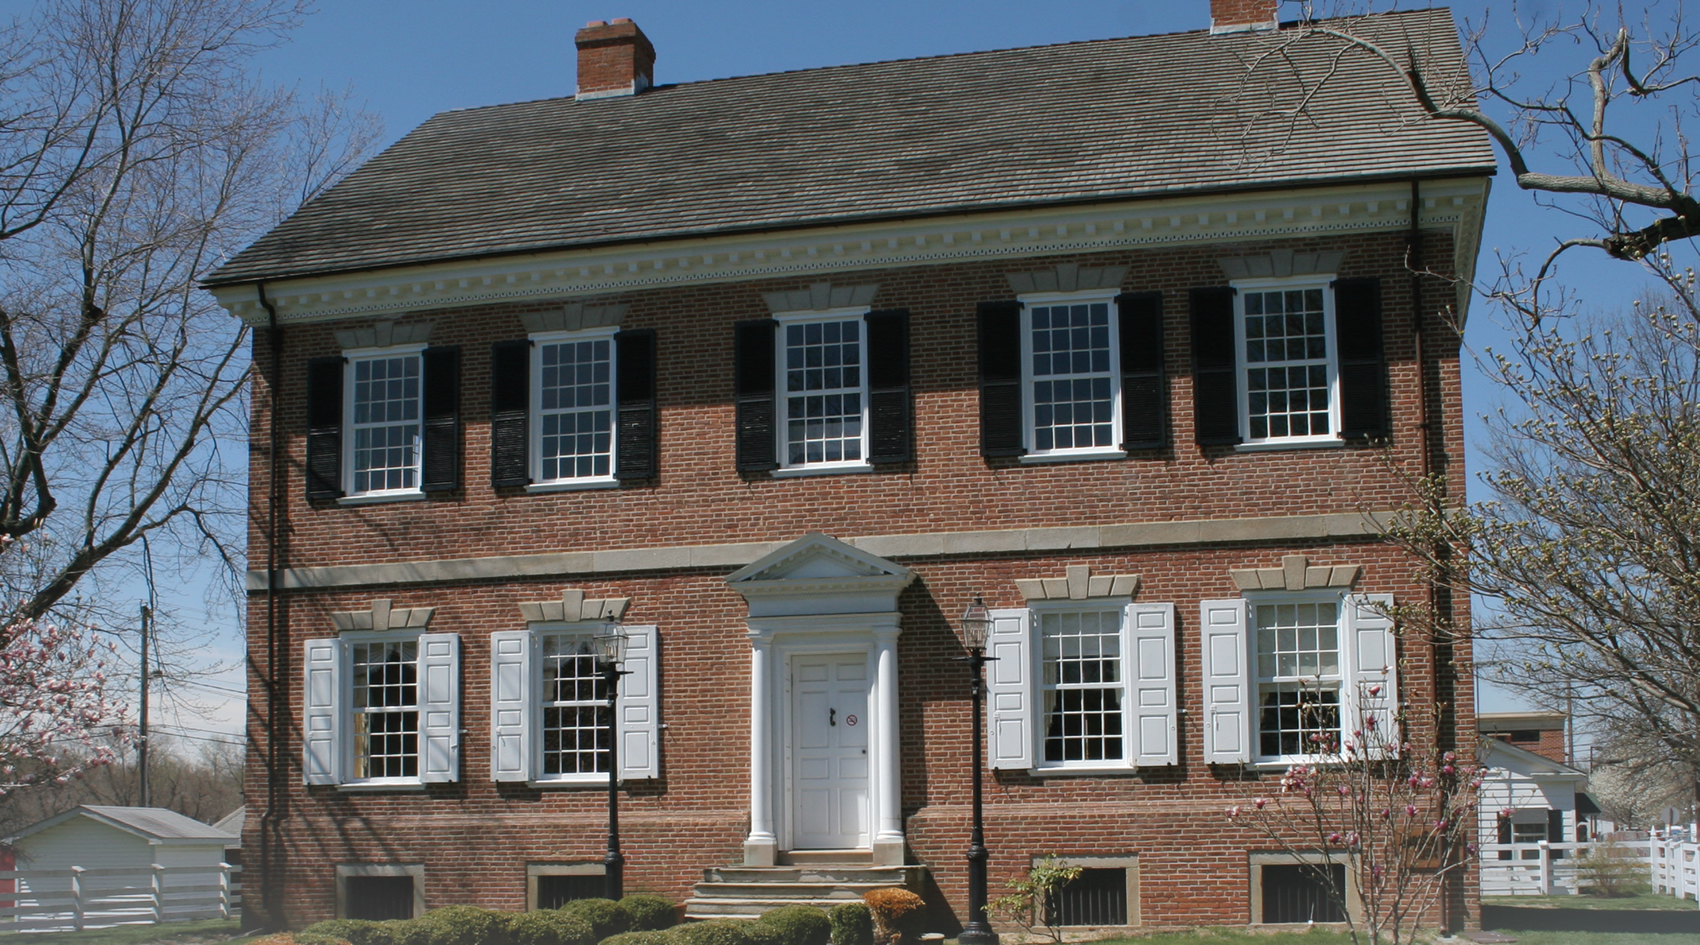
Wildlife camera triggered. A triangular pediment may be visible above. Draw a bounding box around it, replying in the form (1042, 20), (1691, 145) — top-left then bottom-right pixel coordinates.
(728, 533), (908, 585)
(727, 534), (914, 618)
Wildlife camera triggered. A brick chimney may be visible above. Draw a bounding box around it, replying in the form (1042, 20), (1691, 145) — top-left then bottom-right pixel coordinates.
(575, 18), (655, 100)
(1210, 0), (1278, 33)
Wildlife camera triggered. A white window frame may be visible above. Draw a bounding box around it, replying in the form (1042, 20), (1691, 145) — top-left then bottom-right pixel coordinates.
(345, 631), (425, 786)
(1019, 290), (1124, 461)
(532, 624), (615, 785)
(1247, 591), (1346, 766)
(1231, 277), (1340, 449)
(529, 328), (618, 489)
(342, 344), (427, 499)
(1032, 601), (1135, 772)
(774, 308), (872, 475)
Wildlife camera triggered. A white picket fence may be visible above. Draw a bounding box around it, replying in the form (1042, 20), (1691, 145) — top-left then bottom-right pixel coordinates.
(1482, 836), (1699, 905)
(0, 863), (240, 932)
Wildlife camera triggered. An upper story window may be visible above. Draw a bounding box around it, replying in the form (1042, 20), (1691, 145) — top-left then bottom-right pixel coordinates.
(304, 342), (460, 503)
(780, 313), (867, 469)
(348, 350), (424, 495)
(534, 331), (615, 484)
(1025, 295), (1119, 456)
(1237, 283), (1337, 445)
(302, 629), (461, 788)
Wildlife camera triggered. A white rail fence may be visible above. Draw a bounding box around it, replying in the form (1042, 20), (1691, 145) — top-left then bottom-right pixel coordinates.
(0, 863), (240, 932)
(1482, 837), (1699, 904)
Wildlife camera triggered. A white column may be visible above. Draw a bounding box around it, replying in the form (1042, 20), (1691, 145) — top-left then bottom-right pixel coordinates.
(872, 626), (904, 866)
(744, 633), (777, 866)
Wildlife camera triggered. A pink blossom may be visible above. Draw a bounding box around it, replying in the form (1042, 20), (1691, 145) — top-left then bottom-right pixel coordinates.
(1227, 806), (1242, 818)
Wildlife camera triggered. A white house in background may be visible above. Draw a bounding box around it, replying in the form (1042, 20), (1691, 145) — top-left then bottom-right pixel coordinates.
(1480, 738), (1589, 873)
(5, 805), (236, 873)
(212, 807), (245, 866)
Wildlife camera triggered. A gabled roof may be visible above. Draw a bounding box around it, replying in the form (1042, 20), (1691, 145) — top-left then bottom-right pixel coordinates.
(212, 806), (244, 839)
(1482, 738), (1587, 781)
(206, 8), (1494, 287)
(6, 806), (237, 845)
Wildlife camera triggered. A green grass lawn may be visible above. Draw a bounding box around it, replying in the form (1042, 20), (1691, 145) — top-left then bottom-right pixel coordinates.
(4, 919), (242, 945)
(1075, 926), (1700, 945)
(1483, 894), (1697, 912)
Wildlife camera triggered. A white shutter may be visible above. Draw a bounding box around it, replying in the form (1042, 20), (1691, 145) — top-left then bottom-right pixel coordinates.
(1127, 603), (1177, 766)
(1344, 594), (1398, 756)
(987, 609), (1034, 770)
(490, 630), (534, 781)
(617, 625), (660, 780)
(1200, 599), (1252, 764)
(418, 632), (461, 782)
(303, 637), (343, 785)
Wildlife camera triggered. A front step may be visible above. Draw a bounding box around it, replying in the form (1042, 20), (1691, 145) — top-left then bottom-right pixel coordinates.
(685, 863), (925, 921)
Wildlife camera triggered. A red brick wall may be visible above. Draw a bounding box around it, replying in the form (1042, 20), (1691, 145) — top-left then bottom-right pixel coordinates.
(1211, 0), (1277, 28)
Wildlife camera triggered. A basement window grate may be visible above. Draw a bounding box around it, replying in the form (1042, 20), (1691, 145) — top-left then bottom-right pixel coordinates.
(1047, 868), (1128, 926)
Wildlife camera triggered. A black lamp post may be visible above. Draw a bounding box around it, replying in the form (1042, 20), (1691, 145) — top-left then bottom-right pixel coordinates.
(595, 617), (631, 901)
(957, 596), (999, 945)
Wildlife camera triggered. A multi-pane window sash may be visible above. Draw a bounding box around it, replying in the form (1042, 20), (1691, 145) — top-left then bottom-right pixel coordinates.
(1024, 297), (1119, 454)
(535, 333), (614, 482)
(1253, 600), (1342, 759)
(1240, 285), (1336, 443)
(1040, 609), (1125, 764)
(352, 640), (419, 779)
(539, 634), (611, 777)
(780, 316), (866, 467)
(348, 352), (422, 494)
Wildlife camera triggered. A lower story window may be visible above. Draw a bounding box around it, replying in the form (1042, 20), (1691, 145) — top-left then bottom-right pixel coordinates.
(352, 640), (419, 779)
(1048, 868), (1129, 926)
(338, 864), (422, 920)
(1040, 610), (1125, 764)
(538, 873), (606, 908)
(1260, 863), (1346, 924)
(1254, 600), (1341, 759)
(540, 633), (611, 776)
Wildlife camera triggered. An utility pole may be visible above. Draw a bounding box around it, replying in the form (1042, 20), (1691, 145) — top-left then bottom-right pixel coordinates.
(138, 604), (151, 808)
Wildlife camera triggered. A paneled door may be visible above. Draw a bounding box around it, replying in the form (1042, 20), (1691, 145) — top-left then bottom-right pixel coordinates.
(791, 654), (870, 849)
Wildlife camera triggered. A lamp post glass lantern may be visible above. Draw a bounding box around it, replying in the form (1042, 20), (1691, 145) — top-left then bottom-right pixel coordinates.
(596, 617), (630, 901)
(958, 596), (999, 945)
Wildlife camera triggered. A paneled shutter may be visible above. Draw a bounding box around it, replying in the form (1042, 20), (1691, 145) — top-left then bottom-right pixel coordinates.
(489, 630), (534, 782)
(1334, 277), (1388, 440)
(418, 632), (461, 783)
(864, 309), (912, 464)
(614, 329), (658, 480)
(1343, 593), (1398, 757)
(1127, 603), (1178, 766)
(1200, 598), (1252, 764)
(734, 320), (779, 472)
(977, 300), (1025, 457)
(305, 357), (345, 500)
(1116, 292), (1167, 450)
(489, 340), (531, 487)
(302, 637), (342, 785)
(1190, 287), (1241, 446)
(987, 608), (1034, 770)
(617, 625), (661, 780)
(420, 346), (461, 492)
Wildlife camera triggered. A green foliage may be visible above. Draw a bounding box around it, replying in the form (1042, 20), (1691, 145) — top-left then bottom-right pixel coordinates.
(828, 903), (873, 945)
(987, 855), (1083, 945)
(292, 934), (352, 945)
(558, 899), (631, 942)
(671, 919), (754, 945)
(299, 923), (388, 945)
(505, 911), (596, 945)
(1576, 838), (1654, 898)
(599, 934), (680, 945)
(418, 906), (512, 945)
(620, 895), (679, 932)
(383, 921), (434, 945)
(741, 924), (785, 945)
(754, 906), (830, 945)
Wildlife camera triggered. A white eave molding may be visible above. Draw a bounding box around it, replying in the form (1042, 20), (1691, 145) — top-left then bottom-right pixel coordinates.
(212, 177), (1490, 328)
(727, 533), (916, 619)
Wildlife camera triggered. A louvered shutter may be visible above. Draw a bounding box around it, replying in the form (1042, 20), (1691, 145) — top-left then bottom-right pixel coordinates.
(490, 340), (531, 487)
(734, 320), (778, 472)
(1334, 277), (1388, 440)
(617, 625), (661, 780)
(418, 633), (460, 783)
(1343, 594), (1398, 757)
(1127, 603), (1178, 766)
(977, 301), (1025, 457)
(615, 329), (658, 480)
(302, 637), (342, 785)
(987, 608), (1034, 769)
(1200, 598), (1252, 764)
(420, 346), (461, 492)
(305, 357), (345, 500)
(490, 630), (534, 782)
(1190, 287), (1241, 446)
(1117, 292), (1167, 450)
(864, 309), (911, 464)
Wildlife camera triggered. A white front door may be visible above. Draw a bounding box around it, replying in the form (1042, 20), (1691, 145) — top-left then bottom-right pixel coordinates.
(791, 654), (870, 849)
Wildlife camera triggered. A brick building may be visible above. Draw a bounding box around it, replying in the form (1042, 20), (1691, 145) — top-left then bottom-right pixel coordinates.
(207, 0), (1493, 930)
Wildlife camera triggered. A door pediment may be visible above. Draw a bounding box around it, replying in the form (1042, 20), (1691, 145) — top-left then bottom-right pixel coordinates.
(727, 533), (914, 617)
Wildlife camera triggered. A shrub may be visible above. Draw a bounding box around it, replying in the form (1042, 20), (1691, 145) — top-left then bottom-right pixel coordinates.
(860, 889), (925, 945)
(755, 905), (831, 945)
(828, 903), (873, 945)
(418, 906), (512, 945)
(384, 921), (434, 945)
(559, 898), (631, 941)
(672, 919), (754, 945)
(621, 894), (679, 932)
(600, 933), (680, 945)
(986, 854), (1082, 945)
(1577, 837), (1653, 897)
(741, 924), (785, 945)
(291, 934), (351, 945)
(506, 910), (597, 945)
(300, 923), (384, 945)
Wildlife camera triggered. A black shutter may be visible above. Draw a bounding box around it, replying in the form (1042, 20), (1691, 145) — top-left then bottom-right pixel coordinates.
(305, 356), (344, 500)
(1116, 291), (1166, 450)
(614, 329), (657, 480)
(865, 309), (911, 464)
(734, 320), (778, 472)
(977, 300), (1024, 457)
(1190, 287), (1241, 446)
(1547, 809), (1564, 844)
(490, 340), (531, 487)
(1497, 816), (1511, 846)
(420, 346), (461, 493)
(1334, 276), (1388, 440)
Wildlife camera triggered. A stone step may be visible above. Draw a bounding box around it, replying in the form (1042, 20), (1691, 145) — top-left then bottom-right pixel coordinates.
(693, 881), (896, 900)
(684, 897), (869, 919)
(703, 867), (914, 885)
(780, 849), (874, 866)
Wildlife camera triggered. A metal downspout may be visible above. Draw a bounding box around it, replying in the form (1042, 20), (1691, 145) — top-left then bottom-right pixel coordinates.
(256, 282), (283, 928)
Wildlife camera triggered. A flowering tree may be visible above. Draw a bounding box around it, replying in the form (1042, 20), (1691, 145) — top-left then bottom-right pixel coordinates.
(1227, 686), (1482, 945)
(0, 619), (128, 794)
